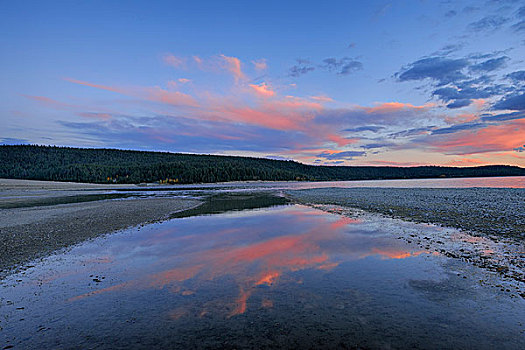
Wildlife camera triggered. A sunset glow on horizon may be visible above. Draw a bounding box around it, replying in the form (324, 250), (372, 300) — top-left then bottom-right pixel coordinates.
(1, 1), (524, 166)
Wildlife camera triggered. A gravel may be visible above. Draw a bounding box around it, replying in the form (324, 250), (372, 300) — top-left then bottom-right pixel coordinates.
(0, 197), (201, 278)
(286, 187), (525, 239)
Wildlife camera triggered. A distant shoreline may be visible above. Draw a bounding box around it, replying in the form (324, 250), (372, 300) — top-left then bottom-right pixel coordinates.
(2, 145), (523, 185)
(2, 175), (525, 189)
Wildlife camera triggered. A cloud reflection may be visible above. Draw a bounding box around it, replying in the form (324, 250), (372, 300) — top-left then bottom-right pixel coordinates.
(69, 205), (426, 317)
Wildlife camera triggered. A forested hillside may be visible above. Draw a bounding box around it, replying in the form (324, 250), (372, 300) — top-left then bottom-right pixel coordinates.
(1, 145), (524, 184)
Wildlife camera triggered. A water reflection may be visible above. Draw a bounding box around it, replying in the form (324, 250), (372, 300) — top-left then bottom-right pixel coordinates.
(68, 205), (425, 317)
(2, 198), (524, 349)
(169, 192), (289, 218)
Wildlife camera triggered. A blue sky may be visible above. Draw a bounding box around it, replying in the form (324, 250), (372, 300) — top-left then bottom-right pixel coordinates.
(1, 0), (524, 166)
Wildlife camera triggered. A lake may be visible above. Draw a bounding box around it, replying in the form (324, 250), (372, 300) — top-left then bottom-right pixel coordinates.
(1, 194), (523, 349)
(153, 176), (525, 190)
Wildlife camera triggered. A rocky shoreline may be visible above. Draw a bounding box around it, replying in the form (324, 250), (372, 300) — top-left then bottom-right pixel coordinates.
(287, 187), (525, 292)
(287, 187), (525, 239)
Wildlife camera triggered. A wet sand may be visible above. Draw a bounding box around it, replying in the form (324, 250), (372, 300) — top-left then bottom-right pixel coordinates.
(0, 181), (202, 278)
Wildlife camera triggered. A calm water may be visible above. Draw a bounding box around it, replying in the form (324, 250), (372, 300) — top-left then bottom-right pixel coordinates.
(288, 175), (525, 188)
(156, 176), (525, 190)
(1, 196), (524, 349)
(99, 176), (525, 202)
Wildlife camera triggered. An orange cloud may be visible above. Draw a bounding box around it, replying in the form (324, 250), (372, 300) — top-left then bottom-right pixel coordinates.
(230, 287), (251, 316)
(148, 265), (203, 289)
(249, 82), (275, 97)
(369, 248), (426, 260)
(255, 271), (280, 286)
(445, 113), (478, 124)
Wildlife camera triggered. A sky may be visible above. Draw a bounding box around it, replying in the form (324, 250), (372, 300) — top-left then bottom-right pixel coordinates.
(1, 0), (524, 167)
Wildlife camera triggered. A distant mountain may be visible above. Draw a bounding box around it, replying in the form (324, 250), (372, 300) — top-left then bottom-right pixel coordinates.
(1, 145), (524, 184)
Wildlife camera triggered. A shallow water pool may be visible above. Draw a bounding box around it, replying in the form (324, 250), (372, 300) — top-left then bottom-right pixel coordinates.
(1, 196), (524, 349)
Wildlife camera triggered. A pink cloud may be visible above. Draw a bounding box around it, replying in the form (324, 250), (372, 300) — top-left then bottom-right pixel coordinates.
(196, 93), (324, 132)
(326, 134), (357, 147)
(64, 78), (123, 94)
(249, 82), (275, 97)
(219, 54), (246, 82)
(145, 86), (199, 107)
(310, 95), (334, 103)
(472, 98), (487, 110)
(276, 96), (323, 110)
(362, 160), (424, 166)
(163, 54), (185, 68)
(252, 58), (267, 71)
(78, 112), (113, 120)
(65, 78), (198, 107)
(192, 55), (203, 66)
(429, 118), (525, 154)
(447, 158), (484, 166)
(22, 95), (71, 109)
(60, 59), (496, 164)
(215, 105), (302, 130)
(364, 102), (435, 114)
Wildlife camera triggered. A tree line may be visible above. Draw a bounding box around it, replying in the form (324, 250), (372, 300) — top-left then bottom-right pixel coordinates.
(1, 145), (523, 184)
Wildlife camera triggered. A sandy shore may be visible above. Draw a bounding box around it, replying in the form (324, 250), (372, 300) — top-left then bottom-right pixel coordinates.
(0, 196), (202, 278)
